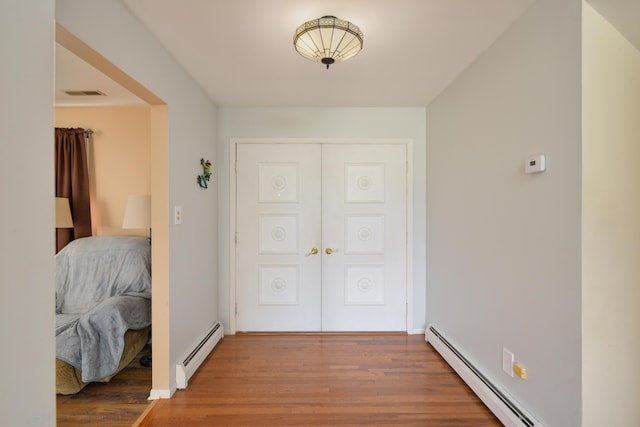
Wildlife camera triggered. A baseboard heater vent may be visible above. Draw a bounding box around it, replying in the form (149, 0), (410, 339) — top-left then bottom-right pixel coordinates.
(426, 325), (543, 427)
(176, 321), (224, 389)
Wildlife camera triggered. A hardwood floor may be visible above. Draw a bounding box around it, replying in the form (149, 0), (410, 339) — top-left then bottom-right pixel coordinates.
(56, 345), (152, 427)
(138, 333), (501, 426)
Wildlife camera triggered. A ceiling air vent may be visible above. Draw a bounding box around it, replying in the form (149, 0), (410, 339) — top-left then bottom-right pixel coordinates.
(63, 90), (106, 96)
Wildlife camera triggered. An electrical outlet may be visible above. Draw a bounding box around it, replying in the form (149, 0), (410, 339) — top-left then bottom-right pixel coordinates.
(502, 348), (514, 377)
(175, 205), (182, 225)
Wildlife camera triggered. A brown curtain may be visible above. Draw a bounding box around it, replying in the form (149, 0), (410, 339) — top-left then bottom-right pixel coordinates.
(55, 128), (92, 252)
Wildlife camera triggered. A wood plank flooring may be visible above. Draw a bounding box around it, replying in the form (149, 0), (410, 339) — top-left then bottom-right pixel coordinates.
(56, 345), (152, 427)
(138, 333), (501, 426)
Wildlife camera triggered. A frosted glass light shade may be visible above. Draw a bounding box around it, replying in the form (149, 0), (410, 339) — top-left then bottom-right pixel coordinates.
(294, 16), (364, 69)
(55, 197), (74, 228)
(122, 194), (151, 229)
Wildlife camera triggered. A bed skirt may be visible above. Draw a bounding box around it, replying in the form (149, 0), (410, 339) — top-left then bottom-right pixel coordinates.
(56, 326), (150, 395)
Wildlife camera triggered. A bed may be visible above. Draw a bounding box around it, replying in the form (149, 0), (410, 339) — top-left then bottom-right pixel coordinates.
(55, 236), (152, 394)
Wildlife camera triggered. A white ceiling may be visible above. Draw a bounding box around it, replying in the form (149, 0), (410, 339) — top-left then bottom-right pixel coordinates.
(55, 0), (640, 108)
(119, 0), (538, 107)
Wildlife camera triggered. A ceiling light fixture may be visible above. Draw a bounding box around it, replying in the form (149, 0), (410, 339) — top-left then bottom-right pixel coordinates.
(293, 15), (364, 69)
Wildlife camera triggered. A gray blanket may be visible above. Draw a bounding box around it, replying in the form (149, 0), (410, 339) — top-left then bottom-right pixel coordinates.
(55, 236), (152, 382)
(56, 295), (150, 381)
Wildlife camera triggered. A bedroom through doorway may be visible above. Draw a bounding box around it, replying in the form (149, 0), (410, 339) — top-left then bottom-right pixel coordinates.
(54, 22), (169, 417)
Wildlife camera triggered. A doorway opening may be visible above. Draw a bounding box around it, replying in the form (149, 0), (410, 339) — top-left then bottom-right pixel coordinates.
(55, 23), (169, 399)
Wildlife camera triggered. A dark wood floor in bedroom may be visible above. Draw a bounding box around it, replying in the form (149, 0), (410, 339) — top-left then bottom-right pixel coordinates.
(56, 344), (152, 427)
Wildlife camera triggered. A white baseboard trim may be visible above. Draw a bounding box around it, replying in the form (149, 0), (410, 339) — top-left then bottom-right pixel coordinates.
(147, 387), (174, 400)
(176, 322), (224, 390)
(408, 328), (425, 335)
(426, 325), (543, 427)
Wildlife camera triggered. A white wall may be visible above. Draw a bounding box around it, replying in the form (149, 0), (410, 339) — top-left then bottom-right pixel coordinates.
(582, 4), (640, 426)
(425, 0), (582, 426)
(0, 1), (56, 425)
(217, 107), (426, 332)
(56, 0), (219, 393)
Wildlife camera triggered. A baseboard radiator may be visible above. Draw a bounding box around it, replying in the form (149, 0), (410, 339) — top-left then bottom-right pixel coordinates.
(426, 325), (544, 427)
(176, 321), (224, 389)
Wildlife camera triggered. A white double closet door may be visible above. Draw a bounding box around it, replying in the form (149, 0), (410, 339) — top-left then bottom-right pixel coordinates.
(236, 143), (407, 331)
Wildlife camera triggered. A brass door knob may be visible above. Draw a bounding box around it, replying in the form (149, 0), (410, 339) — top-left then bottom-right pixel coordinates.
(325, 248), (335, 255)
(305, 247), (319, 257)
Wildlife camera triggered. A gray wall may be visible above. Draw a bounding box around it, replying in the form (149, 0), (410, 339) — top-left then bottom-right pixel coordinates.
(217, 107), (427, 332)
(0, 1), (56, 425)
(425, 0), (582, 425)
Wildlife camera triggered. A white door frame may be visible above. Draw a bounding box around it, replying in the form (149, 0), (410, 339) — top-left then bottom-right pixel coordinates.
(228, 137), (414, 334)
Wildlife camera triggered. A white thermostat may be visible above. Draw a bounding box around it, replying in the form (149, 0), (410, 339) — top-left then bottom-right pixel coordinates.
(525, 154), (546, 174)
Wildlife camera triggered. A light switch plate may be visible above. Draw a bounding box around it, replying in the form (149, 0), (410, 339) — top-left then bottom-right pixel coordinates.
(174, 205), (182, 225)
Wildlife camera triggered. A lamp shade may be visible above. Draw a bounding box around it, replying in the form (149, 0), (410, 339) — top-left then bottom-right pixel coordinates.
(294, 15), (364, 69)
(55, 197), (74, 228)
(122, 194), (151, 229)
